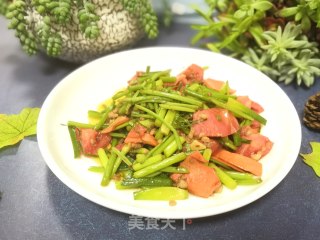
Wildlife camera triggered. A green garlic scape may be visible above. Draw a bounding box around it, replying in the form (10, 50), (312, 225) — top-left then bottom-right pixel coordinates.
(193, 0), (320, 87)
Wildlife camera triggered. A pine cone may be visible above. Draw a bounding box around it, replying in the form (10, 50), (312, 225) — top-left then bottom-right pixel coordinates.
(303, 92), (320, 130)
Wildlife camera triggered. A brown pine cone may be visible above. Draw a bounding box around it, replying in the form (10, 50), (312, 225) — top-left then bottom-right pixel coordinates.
(303, 92), (320, 130)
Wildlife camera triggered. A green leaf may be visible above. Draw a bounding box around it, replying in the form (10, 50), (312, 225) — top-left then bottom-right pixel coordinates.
(249, 24), (265, 47)
(277, 7), (298, 17)
(192, 4), (214, 23)
(234, 9), (246, 19)
(206, 43), (220, 52)
(0, 108), (40, 149)
(301, 142), (320, 177)
(251, 1), (273, 11)
(295, 11), (303, 21)
(301, 16), (312, 31)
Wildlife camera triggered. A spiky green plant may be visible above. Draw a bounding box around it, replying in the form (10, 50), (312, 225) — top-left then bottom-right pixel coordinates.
(192, 0), (320, 87)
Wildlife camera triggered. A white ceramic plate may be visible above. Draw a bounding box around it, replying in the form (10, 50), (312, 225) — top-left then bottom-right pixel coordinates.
(37, 47), (301, 219)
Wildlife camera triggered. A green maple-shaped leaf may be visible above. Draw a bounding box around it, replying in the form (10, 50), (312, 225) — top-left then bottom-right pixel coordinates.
(301, 142), (320, 177)
(0, 108), (40, 149)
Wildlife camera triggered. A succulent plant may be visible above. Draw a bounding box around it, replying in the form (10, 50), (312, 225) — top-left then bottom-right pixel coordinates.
(192, 0), (320, 87)
(0, 0), (159, 62)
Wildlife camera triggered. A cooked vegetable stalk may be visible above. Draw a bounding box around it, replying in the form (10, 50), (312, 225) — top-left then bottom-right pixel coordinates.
(209, 163), (237, 190)
(225, 171), (262, 185)
(68, 126), (81, 158)
(133, 154), (164, 171)
(94, 103), (114, 130)
(133, 187), (189, 200)
(140, 89), (203, 107)
(112, 145), (132, 175)
(160, 166), (189, 173)
(147, 134), (175, 157)
(202, 148), (212, 161)
(163, 136), (186, 158)
(155, 108), (167, 127)
(236, 178), (262, 185)
(226, 98), (267, 125)
(100, 149), (116, 186)
(225, 171), (260, 180)
(133, 152), (187, 178)
(120, 177), (173, 188)
(68, 121), (95, 129)
(159, 103), (197, 112)
(88, 166), (104, 173)
(160, 110), (176, 135)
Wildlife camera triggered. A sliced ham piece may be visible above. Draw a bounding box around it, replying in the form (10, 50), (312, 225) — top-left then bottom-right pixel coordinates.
(171, 151), (221, 198)
(76, 128), (111, 155)
(124, 124), (158, 146)
(191, 108), (240, 138)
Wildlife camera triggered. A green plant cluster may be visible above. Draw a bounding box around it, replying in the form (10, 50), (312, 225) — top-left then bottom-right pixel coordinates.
(6, 1), (38, 55)
(0, 0), (159, 57)
(0, 0), (9, 15)
(78, 1), (100, 39)
(121, 0), (158, 39)
(192, 0), (320, 87)
(37, 15), (62, 57)
(32, 0), (72, 24)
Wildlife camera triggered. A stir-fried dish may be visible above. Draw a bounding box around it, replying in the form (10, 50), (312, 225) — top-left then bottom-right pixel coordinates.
(67, 64), (273, 200)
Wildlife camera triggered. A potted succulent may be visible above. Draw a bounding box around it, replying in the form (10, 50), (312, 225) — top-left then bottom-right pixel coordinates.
(192, 0), (320, 87)
(0, 0), (159, 62)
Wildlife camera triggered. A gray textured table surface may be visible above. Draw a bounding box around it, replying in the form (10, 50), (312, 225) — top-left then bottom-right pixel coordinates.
(1, 16), (320, 240)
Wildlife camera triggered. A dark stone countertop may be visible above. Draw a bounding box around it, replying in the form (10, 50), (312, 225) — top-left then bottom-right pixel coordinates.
(1, 16), (320, 240)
